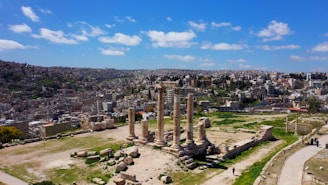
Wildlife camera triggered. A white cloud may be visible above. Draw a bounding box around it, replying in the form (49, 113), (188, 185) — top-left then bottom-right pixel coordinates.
(126, 16), (136, 23)
(114, 16), (124, 23)
(257, 20), (292, 42)
(256, 44), (300, 50)
(21, 6), (39, 22)
(164, 54), (196, 62)
(105, 24), (116, 28)
(99, 33), (141, 46)
(39, 8), (52, 14)
(201, 42), (248, 50)
(289, 55), (305, 61)
(99, 47), (129, 56)
(71, 34), (88, 41)
(8, 23), (32, 33)
(199, 62), (215, 67)
(0, 39), (26, 51)
(228, 58), (247, 63)
(164, 54), (215, 67)
(239, 63), (251, 68)
(81, 25), (106, 37)
(290, 55), (328, 61)
(188, 21), (206, 31)
(211, 22), (231, 28)
(232, 26), (241, 31)
(146, 30), (197, 48)
(68, 22), (106, 38)
(310, 42), (328, 52)
(33, 28), (78, 44)
(167, 17), (172, 22)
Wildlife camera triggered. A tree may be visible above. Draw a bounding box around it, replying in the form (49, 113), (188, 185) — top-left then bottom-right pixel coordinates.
(305, 96), (322, 114)
(0, 126), (23, 143)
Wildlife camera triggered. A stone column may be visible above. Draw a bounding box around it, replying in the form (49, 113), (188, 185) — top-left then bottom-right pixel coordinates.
(186, 93), (194, 145)
(127, 107), (136, 141)
(197, 121), (206, 143)
(285, 116), (288, 132)
(155, 83), (165, 146)
(172, 92), (181, 149)
(295, 115), (298, 135)
(140, 120), (149, 143)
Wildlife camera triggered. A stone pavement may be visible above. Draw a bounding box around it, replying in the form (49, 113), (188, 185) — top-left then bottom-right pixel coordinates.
(277, 131), (328, 185)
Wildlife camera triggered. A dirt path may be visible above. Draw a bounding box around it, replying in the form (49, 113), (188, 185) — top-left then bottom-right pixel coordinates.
(277, 132), (328, 185)
(203, 140), (283, 185)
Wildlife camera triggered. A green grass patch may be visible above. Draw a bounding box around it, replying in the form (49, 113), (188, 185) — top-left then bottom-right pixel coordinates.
(47, 164), (111, 184)
(213, 119), (245, 125)
(89, 142), (124, 153)
(1, 162), (41, 183)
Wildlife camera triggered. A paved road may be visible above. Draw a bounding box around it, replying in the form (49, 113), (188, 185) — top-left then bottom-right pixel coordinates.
(0, 171), (28, 185)
(278, 133), (328, 185)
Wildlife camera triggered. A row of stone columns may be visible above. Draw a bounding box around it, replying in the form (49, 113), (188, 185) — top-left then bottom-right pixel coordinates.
(127, 86), (202, 148)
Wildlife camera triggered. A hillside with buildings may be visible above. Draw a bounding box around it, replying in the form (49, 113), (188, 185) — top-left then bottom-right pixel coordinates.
(0, 60), (327, 140)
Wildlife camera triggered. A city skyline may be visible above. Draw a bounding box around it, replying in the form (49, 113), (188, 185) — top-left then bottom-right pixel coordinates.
(1, 0), (328, 72)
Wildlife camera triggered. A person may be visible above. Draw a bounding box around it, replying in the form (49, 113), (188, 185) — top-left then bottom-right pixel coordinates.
(232, 167), (235, 175)
(316, 140), (319, 147)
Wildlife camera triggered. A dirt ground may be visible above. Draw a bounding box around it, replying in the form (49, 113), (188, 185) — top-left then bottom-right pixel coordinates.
(0, 114), (287, 185)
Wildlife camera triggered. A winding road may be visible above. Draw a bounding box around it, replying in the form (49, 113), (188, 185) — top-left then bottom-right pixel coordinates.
(278, 130), (328, 185)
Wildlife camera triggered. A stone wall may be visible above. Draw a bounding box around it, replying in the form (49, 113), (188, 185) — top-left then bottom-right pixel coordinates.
(286, 122), (312, 135)
(40, 122), (73, 137)
(219, 125), (274, 159)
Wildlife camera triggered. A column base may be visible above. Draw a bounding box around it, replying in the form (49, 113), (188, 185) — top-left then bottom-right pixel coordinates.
(171, 144), (181, 150)
(155, 140), (165, 147)
(127, 135), (137, 141)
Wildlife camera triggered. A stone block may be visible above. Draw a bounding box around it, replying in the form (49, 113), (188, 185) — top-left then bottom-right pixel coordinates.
(120, 172), (136, 182)
(115, 161), (127, 173)
(186, 162), (197, 170)
(129, 146), (139, 158)
(99, 148), (112, 156)
(113, 177), (125, 185)
(161, 175), (172, 184)
(86, 155), (100, 163)
(184, 158), (194, 165)
(87, 151), (97, 156)
(124, 156), (134, 165)
(77, 151), (87, 157)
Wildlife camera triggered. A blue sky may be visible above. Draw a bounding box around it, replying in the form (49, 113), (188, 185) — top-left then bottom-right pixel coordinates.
(1, 0), (328, 72)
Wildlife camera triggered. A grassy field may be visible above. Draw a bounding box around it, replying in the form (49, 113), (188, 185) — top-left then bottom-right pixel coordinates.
(304, 149), (328, 184)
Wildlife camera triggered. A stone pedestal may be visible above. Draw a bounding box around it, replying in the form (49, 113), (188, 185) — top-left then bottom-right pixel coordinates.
(186, 93), (194, 145)
(140, 120), (149, 143)
(172, 93), (181, 149)
(155, 83), (165, 146)
(127, 107), (137, 141)
(196, 122), (206, 143)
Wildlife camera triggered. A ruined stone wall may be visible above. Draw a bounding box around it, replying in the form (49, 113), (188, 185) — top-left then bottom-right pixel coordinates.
(40, 122), (73, 137)
(220, 125), (274, 159)
(286, 122), (312, 134)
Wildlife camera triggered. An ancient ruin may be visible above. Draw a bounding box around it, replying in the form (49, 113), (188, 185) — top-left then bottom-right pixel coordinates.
(127, 84), (275, 169)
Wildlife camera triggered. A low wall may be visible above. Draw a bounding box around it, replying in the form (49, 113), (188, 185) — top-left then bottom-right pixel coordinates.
(220, 125), (274, 159)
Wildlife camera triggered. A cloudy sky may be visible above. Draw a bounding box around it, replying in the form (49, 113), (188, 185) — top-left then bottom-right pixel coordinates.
(1, 0), (328, 72)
